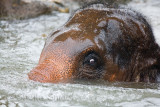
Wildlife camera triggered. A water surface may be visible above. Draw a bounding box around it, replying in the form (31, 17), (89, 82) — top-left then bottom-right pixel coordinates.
(0, 0), (160, 106)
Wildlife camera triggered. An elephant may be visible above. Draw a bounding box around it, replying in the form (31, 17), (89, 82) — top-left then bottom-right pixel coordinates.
(28, 2), (160, 83)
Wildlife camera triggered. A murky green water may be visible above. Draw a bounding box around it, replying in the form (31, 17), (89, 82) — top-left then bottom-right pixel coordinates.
(0, 0), (160, 106)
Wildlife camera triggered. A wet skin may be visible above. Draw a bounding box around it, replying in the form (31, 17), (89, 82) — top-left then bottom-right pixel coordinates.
(28, 3), (160, 83)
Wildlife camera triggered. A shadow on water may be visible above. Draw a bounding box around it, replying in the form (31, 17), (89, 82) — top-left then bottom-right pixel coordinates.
(72, 79), (160, 89)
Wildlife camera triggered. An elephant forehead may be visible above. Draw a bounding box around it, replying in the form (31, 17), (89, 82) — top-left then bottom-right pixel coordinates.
(40, 38), (95, 62)
(47, 9), (138, 48)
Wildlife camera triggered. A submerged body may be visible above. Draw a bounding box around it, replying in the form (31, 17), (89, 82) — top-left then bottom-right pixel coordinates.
(28, 3), (160, 83)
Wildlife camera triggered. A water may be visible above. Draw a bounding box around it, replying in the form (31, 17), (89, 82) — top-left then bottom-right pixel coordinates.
(0, 0), (160, 106)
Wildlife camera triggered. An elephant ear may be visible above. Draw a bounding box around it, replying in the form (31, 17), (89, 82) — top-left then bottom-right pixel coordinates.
(139, 58), (158, 82)
(157, 73), (160, 82)
(131, 46), (160, 83)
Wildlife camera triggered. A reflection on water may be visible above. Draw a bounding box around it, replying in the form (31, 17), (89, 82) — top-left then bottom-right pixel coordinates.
(0, 0), (160, 106)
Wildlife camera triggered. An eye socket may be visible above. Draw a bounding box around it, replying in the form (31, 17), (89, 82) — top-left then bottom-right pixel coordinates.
(83, 52), (101, 69)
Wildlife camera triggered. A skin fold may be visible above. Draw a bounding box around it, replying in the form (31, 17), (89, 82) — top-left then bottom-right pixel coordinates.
(28, 3), (160, 83)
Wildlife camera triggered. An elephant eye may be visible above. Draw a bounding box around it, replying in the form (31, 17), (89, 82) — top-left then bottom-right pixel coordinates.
(89, 58), (96, 65)
(83, 52), (100, 69)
